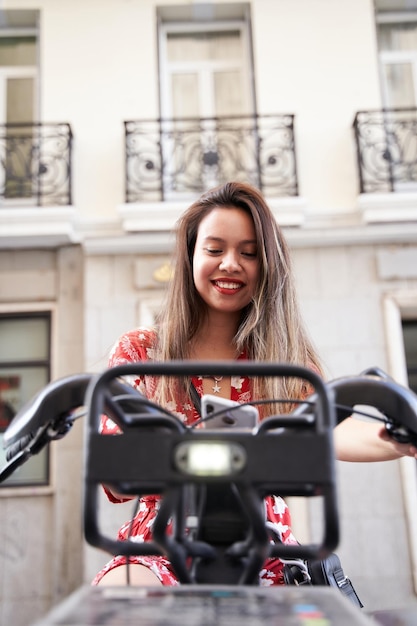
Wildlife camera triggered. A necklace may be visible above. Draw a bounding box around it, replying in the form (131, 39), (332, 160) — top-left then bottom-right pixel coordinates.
(202, 375), (223, 393)
(211, 376), (223, 393)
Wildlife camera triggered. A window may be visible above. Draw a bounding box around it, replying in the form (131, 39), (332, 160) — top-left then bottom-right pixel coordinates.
(378, 20), (417, 107)
(157, 3), (256, 196)
(383, 292), (417, 593)
(0, 9), (39, 203)
(0, 312), (51, 487)
(402, 319), (417, 392)
(375, 10), (417, 191)
(158, 3), (254, 119)
(162, 27), (252, 119)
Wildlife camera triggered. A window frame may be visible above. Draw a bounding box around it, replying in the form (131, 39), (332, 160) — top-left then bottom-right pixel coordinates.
(0, 302), (56, 497)
(383, 290), (417, 594)
(402, 318), (417, 392)
(158, 19), (254, 120)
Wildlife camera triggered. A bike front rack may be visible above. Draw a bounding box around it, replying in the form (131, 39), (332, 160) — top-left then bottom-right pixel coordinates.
(83, 361), (339, 585)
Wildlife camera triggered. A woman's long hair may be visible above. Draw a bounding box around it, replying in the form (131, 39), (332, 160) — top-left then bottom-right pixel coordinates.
(153, 181), (323, 416)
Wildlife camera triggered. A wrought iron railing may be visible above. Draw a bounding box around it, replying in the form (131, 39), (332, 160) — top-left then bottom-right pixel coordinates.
(353, 108), (417, 193)
(0, 122), (72, 206)
(124, 114), (298, 202)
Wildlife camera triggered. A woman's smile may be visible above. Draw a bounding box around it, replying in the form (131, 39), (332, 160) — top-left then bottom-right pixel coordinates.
(212, 279), (245, 293)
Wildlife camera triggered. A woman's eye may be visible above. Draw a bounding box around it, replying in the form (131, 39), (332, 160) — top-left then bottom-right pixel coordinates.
(205, 248), (222, 255)
(242, 251), (257, 258)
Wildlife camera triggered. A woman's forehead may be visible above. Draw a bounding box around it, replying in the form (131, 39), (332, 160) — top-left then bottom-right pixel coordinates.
(196, 206), (256, 236)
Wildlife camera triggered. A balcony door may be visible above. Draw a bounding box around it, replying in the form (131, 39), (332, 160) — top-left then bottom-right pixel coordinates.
(0, 26), (38, 202)
(378, 18), (417, 190)
(0, 67), (37, 202)
(158, 19), (255, 197)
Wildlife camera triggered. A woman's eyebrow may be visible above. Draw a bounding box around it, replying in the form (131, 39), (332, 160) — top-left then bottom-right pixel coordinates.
(203, 236), (257, 244)
(203, 236), (224, 243)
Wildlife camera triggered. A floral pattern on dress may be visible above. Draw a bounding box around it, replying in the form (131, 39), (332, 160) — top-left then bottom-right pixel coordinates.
(92, 327), (298, 586)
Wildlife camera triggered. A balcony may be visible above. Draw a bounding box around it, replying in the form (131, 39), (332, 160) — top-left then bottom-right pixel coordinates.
(353, 108), (417, 193)
(0, 122), (76, 248)
(124, 114), (298, 203)
(353, 109), (417, 222)
(0, 122), (72, 206)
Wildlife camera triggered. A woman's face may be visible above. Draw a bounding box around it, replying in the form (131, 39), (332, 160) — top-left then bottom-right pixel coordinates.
(192, 207), (260, 317)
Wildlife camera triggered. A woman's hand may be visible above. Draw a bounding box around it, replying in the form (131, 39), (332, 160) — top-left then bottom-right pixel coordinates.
(334, 417), (417, 462)
(378, 426), (417, 459)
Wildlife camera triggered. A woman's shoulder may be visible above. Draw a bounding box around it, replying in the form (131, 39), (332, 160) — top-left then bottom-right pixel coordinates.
(108, 327), (157, 366)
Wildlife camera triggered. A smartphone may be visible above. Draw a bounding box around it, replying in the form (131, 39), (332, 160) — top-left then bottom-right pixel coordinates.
(201, 394), (259, 429)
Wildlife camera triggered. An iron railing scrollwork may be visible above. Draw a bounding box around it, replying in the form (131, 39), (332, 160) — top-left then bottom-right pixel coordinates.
(0, 122), (72, 206)
(124, 114), (298, 202)
(353, 108), (417, 193)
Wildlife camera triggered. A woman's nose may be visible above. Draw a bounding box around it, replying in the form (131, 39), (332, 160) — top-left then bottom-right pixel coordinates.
(219, 251), (240, 272)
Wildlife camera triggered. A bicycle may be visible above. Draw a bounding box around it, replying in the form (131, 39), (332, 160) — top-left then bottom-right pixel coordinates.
(2, 362), (417, 625)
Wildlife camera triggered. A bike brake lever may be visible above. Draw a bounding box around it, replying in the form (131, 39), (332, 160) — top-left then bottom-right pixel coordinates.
(385, 421), (417, 448)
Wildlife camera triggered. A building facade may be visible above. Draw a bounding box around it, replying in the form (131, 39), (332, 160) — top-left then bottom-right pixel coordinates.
(1, 1), (417, 624)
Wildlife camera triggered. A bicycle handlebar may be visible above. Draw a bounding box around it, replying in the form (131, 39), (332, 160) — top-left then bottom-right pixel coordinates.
(331, 375), (417, 441)
(0, 373), (92, 483)
(4, 373), (93, 448)
(2, 363), (417, 584)
(0, 372), (160, 482)
(3, 364), (417, 482)
(291, 371), (417, 446)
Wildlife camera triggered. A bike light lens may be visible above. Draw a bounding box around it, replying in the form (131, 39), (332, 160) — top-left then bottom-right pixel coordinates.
(174, 441), (246, 476)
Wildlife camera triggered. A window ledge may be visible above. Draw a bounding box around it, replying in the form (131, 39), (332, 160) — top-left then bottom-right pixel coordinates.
(0, 484), (53, 497)
(358, 192), (417, 223)
(0, 206), (79, 248)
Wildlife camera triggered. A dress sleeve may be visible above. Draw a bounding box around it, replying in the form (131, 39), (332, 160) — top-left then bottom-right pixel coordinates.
(100, 328), (155, 502)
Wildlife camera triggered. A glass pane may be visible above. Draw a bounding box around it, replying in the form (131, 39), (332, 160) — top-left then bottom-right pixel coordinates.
(214, 70), (245, 116)
(7, 77), (33, 123)
(0, 37), (36, 66)
(0, 317), (49, 363)
(5, 77), (35, 198)
(1, 447), (48, 485)
(167, 30), (241, 62)
(171, 73), (200, 118)
(0, 364), (49, 486)
(0, 365), (48, 414)
(383, 62), (415, 107)
(402, 320), (417, 394)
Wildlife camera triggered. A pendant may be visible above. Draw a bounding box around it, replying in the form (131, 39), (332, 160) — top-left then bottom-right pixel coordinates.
(212, 376), (223, 393)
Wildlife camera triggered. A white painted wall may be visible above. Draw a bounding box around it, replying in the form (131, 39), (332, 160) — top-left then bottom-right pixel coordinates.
(253, 0), (383, 213)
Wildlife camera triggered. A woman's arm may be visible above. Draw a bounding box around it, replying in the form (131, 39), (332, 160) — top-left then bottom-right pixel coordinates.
(334, 417), (417, 462)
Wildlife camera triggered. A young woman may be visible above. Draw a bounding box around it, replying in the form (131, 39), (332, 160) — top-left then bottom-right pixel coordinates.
(93, 181), (417, 587)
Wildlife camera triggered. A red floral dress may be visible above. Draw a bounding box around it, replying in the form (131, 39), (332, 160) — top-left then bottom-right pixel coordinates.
(92, 328), (297, 586)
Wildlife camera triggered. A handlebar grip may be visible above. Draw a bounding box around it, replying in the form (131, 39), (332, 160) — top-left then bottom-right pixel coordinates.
(5, 433), (34, 462)
(3, 373), (92, 448)
(291, 370), (417, 445)
(329, 375), (417, 445)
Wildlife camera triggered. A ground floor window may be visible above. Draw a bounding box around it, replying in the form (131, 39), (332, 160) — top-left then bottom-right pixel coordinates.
(402, 319), (417, 393)
(383, 293), (417, 594)
(0, 311), (51, 487)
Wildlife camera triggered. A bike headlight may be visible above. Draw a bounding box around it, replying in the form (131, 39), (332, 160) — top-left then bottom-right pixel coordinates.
(174, 441), (246, 476)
